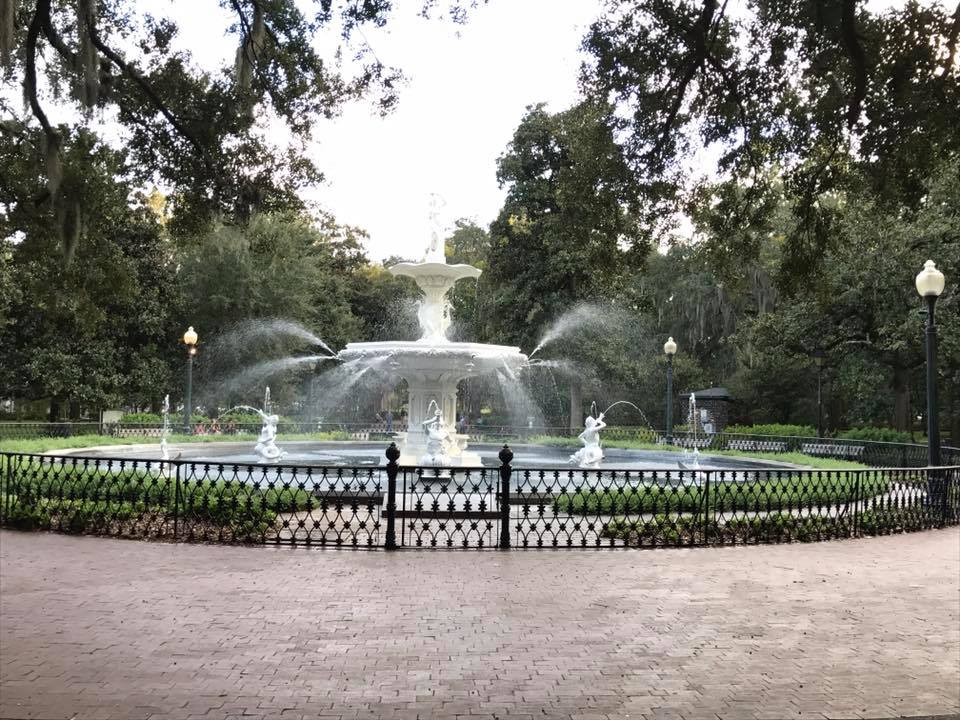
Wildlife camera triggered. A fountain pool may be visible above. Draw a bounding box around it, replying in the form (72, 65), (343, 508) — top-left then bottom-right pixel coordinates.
(68, 440), (790, 475)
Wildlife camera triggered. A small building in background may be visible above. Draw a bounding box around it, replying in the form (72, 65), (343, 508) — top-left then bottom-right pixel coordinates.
(679, 387), (732, 434)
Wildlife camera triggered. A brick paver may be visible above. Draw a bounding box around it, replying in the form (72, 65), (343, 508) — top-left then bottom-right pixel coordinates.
(1, 529), (958, 720)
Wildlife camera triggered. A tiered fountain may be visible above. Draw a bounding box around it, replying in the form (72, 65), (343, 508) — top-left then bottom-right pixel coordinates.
(338, 232), (528, 465)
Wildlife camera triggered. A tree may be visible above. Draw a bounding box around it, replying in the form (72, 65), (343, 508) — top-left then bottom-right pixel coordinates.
(583, 0), (960, 278)
(481, 102), (647, 352)
(0, 127), (176, 417)
(0, 0), (482, 250)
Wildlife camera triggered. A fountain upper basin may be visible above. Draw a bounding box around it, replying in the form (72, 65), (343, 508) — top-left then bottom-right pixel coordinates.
(339, 340), (528, 380)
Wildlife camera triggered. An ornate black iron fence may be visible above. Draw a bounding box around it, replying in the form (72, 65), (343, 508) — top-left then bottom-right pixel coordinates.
(2, 446), (957, 549)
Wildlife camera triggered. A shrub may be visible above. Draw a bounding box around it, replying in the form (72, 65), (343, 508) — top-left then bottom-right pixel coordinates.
(725, 424), (816, 437)
(119, 412), (210, 424)
(836, 427), (921, 444)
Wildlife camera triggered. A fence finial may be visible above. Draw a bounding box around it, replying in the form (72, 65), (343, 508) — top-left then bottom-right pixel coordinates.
(386, 442), (401, 464)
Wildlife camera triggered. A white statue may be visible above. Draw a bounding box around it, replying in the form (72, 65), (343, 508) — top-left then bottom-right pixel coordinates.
(424, 193), (446, 263)
(254, 410), (285, 463)
(569, 413), (606, 468)
(419, 408), (451, 467)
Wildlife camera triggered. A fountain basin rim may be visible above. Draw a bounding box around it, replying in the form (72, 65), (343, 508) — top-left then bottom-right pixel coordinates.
(341, 340), (524, 353)
(47, 441), (806, 470)
(388, 261), (481, 281)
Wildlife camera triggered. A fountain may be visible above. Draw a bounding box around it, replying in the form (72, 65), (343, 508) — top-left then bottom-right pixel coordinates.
(338, 225), (527, 465)
(159, 394), (171, 461)
(678, 392), (702, 473)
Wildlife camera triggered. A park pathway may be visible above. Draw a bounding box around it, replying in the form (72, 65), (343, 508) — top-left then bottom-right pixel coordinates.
(1, 529), (958, 720)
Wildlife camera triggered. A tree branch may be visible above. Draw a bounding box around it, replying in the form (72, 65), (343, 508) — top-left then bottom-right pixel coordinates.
(86, 29), (216, 178)
(840, 0), (868, 130)
(945, 2), (960, 72)
(24, 0), (55, 139)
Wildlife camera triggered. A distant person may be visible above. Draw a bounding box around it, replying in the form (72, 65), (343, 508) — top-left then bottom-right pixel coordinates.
(385, 409), (393, 433)
(457, 415), (467, 434)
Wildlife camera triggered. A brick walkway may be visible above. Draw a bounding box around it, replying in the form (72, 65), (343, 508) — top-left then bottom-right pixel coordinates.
(1, 529), (958, 720)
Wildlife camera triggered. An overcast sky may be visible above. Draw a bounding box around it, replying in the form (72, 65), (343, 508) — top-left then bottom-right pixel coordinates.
(174, 0), (603, 261)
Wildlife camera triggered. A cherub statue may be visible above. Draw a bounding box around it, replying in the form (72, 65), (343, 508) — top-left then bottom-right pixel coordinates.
(569, 413), (607, 468)
(419, 407), (451, 467)
(254, 410), (285, 463)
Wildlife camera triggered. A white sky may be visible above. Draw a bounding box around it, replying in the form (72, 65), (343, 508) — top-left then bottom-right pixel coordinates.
(173, 0), (603, 261)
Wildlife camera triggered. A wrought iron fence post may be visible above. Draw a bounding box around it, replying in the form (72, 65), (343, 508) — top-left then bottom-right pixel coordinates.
(385, 443), (400, 550)
(852, 472), (861, 538)
(701, 471), (710, 546)
(1, 454), (9, 523)
(498, 444), (513, 549)
(173, 462), (181, 540)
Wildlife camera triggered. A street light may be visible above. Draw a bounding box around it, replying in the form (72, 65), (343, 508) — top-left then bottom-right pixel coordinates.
(915, 260), (945, 467)
(813, 347), (826, 438)
(664, 337), (677, 445)
(182, 326), (198, 434)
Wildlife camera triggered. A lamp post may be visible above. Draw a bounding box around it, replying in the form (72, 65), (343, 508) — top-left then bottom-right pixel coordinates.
(813, 347), (826, 438)
(182, 326), (198, 434)
(664, 337), (677, 445)
(915, 260), (945, 467)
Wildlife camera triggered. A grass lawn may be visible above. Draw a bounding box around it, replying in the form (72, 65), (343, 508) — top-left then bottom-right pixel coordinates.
(0, 431), (357, 454)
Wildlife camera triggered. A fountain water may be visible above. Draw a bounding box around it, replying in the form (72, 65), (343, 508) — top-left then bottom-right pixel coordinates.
(600, 400), (658, 434)
(160, 394), (171, 461)
(215, 392), (286, 464)
(338, 232), (527, 465)
(679, 392), (702, 473)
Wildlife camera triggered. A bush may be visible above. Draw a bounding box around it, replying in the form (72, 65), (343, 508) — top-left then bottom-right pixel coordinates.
(120, 412), (210, 424)
(836, 427), (920, 443)
(555, 473), (889, 515)
(725, 424), (816, 437)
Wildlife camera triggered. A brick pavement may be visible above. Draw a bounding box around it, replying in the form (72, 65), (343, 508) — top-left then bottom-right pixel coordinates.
(1, 528), (958, 720)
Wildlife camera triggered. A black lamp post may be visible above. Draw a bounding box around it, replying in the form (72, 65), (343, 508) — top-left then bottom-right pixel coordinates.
(915, 260), (945, 467)
(664, 336), (677, 445)
(182, 326), (198, 434)
(813, 347), (826, 438)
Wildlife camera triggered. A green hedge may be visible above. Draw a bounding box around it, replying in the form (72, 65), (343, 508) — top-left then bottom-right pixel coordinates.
(1, 461), (319, 539)
(602, 507), (934, 546)
(836, 427), (922, 443)
(724, 423), (817, 437)
(120, 412), (210, 424)
(724, 423), (925, 444)
(553, 473), (889, 515)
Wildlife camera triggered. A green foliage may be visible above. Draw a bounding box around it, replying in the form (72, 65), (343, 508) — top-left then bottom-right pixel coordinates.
(725, 424), (816, 438)
(0, 128), (176, 417)
(555, 473), (886, 515)
(479, 102), (648, 352)
(0, 460), (318, 539)
(836, 427), (918, 444)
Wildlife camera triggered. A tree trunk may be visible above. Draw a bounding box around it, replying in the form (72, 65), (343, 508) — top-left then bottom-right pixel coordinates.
(892, 367), (910, 432)
(48, 397), (62, 422)
(569, 382), (582, 433)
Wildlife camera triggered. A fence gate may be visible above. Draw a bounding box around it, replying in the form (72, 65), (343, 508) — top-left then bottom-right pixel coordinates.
(395, 466), (500, 548)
